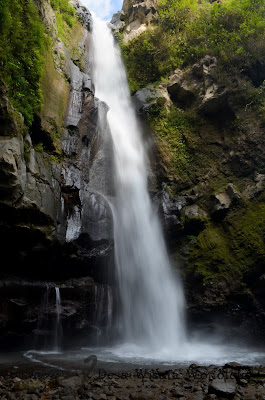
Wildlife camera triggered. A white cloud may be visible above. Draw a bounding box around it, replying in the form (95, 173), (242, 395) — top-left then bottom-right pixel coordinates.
(81, 0), (114, 20)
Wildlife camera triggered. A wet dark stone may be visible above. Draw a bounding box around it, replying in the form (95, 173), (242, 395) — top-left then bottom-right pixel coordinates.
(209, 378), (237, 399)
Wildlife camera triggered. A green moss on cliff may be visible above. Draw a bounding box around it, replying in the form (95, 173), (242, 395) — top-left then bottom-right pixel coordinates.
(50, 0), (76, 29)
(50, 0), (84, 63)
(120, 0), (265, 305)
(40, 49), (69, 153)
(0, 0), (47, 126)
(147, 103), (200, 181)
(187, 203), (265, 284)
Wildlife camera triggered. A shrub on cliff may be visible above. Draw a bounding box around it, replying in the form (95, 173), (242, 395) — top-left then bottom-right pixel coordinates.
(121, 0), (265, 91)
(0, 0), (47, 126)
(50, 0), (76, 41)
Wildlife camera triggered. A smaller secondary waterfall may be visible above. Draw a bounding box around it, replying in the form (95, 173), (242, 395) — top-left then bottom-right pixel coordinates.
(92, 16), (187, 354)
(35, 284), (50, 350)
(53, 287), (62, 352)
(35, 285), (62, 352)
(94, 284), (113, 340)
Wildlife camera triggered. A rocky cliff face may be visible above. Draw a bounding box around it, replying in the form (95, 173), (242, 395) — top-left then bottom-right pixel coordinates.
(134, 69), (265, 340)
(115, 0), (265, 340)
(0, 0), (114, 348)
(1, 0), (265, 347)
(110, 0), (158, 42)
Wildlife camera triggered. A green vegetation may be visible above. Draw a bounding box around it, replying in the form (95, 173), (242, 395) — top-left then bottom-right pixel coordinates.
(121, 0), (265, 92)
(0, 0), (81, 153)
(146, 98), (226, 191)
(40, 49), (69, 144)
(147, 102), (202, 180)
(34, 142), (44, 152)
(119, 0), (265, 190)
(0, 0), (47, 126)
(50, 0), (82, 56)
(187, 202), (265, 283)
(50, 0), (75, 28)
(118, 0), (265, 292)
(23, 141), (31, 162)
(50, 0), (85, 70)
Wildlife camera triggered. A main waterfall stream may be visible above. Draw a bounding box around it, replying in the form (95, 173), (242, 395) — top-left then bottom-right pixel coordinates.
(92, 15), (186, 355)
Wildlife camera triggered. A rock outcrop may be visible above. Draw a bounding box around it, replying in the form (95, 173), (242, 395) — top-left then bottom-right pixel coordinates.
(166, 56), (233, 116)
(131, 52), (265, 338)
(111, 0), (158, 42)
(132, 84), (171, 115)
(0, 0), (114, 348)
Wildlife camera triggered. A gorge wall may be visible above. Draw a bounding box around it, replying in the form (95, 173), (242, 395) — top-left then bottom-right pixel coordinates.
(113, 0), (265, 340)
(1, 0), (265, 349)
(0, 0), (114, 348)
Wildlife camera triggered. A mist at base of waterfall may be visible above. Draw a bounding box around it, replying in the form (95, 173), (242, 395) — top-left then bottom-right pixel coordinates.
(80, 341), (265, 367)
(21, 339), (265, 371)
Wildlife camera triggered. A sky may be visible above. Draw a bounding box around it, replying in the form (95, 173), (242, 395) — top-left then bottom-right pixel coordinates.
(81, 0), (123, 20)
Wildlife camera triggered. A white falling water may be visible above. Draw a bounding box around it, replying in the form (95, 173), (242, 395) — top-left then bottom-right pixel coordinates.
(54, 287), (62, 352)
(94, 284), (113, 340)
(92, 15), (187, 355)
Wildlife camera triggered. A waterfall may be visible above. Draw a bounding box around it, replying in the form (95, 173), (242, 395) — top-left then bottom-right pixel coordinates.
(35, 284), (50, 350)
(92, 15), (187, 354)
(53, 287), (62, 352)
(35, 285), (62, 352)
(94, 284), (113, 340)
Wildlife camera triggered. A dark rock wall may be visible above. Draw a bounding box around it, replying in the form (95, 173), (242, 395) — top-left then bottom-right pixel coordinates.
(128, 49), (265, 340)
(1, 0), (265, 348)
(112, 0), (265, 340)
(0, 0), (114, 348)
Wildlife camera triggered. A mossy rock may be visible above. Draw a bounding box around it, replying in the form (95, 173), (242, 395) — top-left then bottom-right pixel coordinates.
(38, 49), (69, 153)
(181, 204), (208, 235)
(186, 202), (265, 287)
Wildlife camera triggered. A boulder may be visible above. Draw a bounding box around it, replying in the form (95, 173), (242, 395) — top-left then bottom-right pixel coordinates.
(224, 362), (242, 370)
(132, 84), (171, 115)
(167, 70), (197, 108)
(211, 191), (231, 218)
(199, 83), (228, 115)
(182, 204), (208, 234)
(166, 55), (233, 116)
(209, 378), (237, 398)
(226, 183), (242, 203)
(198, 56), (231, 115)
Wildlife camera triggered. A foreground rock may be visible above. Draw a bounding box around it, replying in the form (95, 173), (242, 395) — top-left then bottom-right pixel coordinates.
(209, 378), (237, 398)
(0, 363), (265, 400)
